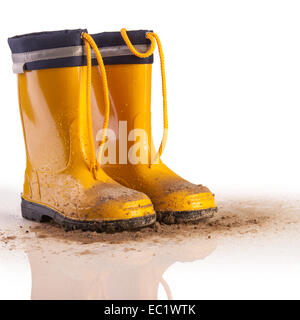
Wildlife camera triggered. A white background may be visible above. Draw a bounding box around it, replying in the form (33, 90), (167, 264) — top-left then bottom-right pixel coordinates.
(0, 0), (300, 300)
(0, 0), (299, 195)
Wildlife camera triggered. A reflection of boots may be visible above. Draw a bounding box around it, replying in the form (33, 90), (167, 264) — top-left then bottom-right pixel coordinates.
(7, 30), (155, 232)
(27, 240), (216, 300)
(90, 29), (217, 223)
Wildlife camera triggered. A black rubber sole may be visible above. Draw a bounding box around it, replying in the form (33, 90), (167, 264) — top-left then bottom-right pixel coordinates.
(157, 207), (217, 224)
(21, 198), (156, 233)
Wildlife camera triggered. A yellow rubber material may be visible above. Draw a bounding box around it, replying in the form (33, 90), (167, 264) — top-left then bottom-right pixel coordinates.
(18, 66), (155, 223)
(91, 63), (216, 215)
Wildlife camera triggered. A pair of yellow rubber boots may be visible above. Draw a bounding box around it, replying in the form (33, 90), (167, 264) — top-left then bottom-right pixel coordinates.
(8, 28), (217, 232)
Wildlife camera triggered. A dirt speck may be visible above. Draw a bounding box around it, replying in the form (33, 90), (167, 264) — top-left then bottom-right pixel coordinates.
(124, 247), (136, 252)
(3, 236), (16, 241)
(37, 234), (48, 239)
(79, 249), (93, 256)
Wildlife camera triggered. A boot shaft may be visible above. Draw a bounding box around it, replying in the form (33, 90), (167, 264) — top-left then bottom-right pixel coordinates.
(9, 29), (155, 169)
(90, 31), (154, 164)
(8, 29), (93, 172)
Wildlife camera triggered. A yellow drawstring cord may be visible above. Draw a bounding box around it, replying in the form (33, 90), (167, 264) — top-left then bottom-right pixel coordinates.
(81, 32), (110, 173)
(121, 28), (168, 165)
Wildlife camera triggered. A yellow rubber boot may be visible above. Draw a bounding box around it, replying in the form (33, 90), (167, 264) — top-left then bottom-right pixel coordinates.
(90, 29), (217, 223)
(8, 29), (155, 232)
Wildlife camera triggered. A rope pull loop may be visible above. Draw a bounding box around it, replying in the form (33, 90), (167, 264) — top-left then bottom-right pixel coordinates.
(81, 32), (110, 172)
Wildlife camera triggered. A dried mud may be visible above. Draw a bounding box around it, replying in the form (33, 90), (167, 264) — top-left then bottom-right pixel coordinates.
(1, 198), (299, 247)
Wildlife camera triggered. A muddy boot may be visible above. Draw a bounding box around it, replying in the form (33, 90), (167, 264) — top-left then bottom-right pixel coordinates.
(90, 29), (217, 223)
(8, 29), (155, 232)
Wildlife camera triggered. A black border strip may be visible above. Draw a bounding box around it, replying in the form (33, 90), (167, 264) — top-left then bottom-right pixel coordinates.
(91, 30), (153, 48)
(8, 29), (86, 54)
(9, 29), (154, 71)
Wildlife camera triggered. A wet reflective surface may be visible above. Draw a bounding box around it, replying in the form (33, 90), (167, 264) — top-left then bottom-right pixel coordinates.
(1, 189), (300, 300)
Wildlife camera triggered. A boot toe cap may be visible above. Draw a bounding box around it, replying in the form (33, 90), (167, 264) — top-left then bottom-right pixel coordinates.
(79, 184), (156, 222)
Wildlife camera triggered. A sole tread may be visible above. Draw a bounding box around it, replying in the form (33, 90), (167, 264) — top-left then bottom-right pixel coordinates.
(21, 198), (156, 233)
(157, 207), (217, 224)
